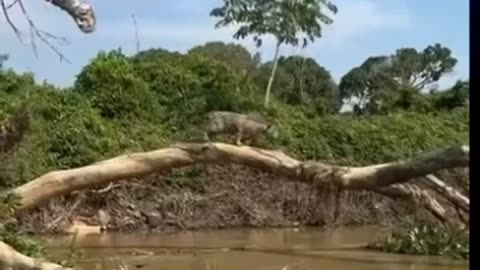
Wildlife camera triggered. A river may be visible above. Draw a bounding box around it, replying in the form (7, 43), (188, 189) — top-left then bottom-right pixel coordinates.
(45, 226), (469, 270)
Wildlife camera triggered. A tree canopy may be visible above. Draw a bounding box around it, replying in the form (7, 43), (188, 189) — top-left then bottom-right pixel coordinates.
(188, 41), (260, 73)
(431, 80), (469, 111)
(258, 55), (339, 113)
(210, 0), (338, 107)
(210, 0), (338, 48)
(339, 43), (458, 114)
(391, 44), (457, 90)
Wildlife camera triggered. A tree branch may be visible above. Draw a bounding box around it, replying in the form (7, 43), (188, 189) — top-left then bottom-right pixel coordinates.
(16, 0), (71, 62)
(374, 184), (450, 225)
(412, 77), (432, 90)
(1, 0), (95, 61)
(338, 145), (469, 189)
(1, 0), (23, 43)
(422, 174), (469, 213)
(11, 143), (469, 212)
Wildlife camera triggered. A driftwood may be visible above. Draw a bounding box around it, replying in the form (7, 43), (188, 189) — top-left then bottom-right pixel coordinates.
(12, 143), (469, 212)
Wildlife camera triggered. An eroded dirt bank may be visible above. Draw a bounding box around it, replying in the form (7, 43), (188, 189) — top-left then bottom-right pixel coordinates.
(16, 165), (467, 234)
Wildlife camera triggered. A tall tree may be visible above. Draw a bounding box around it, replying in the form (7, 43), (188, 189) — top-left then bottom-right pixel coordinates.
(189, 41), (257, 72)
(188, 41), (261, 93)
(339, 56), (397, 113)
(391, 44), (457, 91)
(339, 44), (458, 114)
(210, 0), (338, 107)
(259, 55), (339, 113)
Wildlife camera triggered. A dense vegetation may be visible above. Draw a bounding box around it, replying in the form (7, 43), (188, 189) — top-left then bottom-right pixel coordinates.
(0, 42), (469, 181)
(369, 224), (469, 260)
(0, 41), (470, 260)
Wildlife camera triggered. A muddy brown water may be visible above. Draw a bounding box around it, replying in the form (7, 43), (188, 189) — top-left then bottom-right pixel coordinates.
(45, 226), (468, 270)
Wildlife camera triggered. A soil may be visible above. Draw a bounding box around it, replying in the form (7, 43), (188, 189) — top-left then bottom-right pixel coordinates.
(16, 165), (468, 234)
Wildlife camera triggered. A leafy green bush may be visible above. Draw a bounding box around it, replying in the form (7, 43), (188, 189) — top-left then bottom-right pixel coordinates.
(74, 49), (161, 121)
(132, 49), (264, 131)
(369, 224), (469, 260)
(0, 192), (45, 257)
(0, 69), (35, 94)
(0, 47), (469, 182)
(35, 90), (121, 168)
(256, 56), (340, 114)
(273, 103), (469, 164)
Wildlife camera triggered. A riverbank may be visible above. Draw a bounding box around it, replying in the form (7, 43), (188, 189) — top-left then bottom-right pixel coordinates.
(2, 58), (469, 236)
(17, 165), (465, 234)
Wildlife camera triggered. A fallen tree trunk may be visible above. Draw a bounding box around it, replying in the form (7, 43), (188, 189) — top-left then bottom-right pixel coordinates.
(12, 143), (469, 212)
(0, 143), (469, 269)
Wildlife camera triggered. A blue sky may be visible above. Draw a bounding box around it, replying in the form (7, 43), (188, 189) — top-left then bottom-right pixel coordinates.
(0, 0), (469, 89)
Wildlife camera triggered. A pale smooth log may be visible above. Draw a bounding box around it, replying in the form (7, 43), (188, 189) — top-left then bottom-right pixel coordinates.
(12, 143), (469, 212)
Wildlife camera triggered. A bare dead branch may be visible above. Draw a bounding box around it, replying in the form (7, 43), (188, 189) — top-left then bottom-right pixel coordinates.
(11, 143), (469, 213)
(374, 184), (450, 225)
(45, 193), (84, 230)
(17, 0), (70, 62)
(6, 0), (18, 9)
(422, 174), (469, 212)
(338, 145), (469, 189)
(1, 0), (24, 43)
(2, 0), (95, 61)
